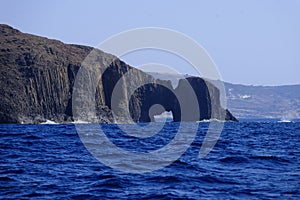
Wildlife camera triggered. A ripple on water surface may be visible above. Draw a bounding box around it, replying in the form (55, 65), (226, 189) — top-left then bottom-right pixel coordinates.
(0, 122), (299, 199)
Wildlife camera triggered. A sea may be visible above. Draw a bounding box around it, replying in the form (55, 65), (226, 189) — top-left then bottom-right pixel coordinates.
(1, 119), (299, 199)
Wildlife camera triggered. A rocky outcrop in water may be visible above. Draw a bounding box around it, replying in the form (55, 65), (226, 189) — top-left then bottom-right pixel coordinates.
(0, 24), (237, 123)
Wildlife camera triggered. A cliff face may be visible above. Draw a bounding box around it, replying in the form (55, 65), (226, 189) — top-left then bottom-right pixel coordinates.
(0, 24), (237, 123)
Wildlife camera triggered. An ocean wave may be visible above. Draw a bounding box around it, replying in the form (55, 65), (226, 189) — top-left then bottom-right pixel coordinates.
(41, 120), (58, 124)
(72, 120), (91, 124)
(278, 119), (293, 123)
(219, 156), (249, 164)
(1, 122), (299, 199)
(249, 155), (290, 163)
(197, 119), (225, 123)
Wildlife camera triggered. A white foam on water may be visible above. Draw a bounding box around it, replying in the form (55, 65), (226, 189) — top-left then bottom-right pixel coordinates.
(72, 120), (91, 124)
(278, 119), (292, 123)
(41, 120), (57, 124)
(197, 119), (225, 123)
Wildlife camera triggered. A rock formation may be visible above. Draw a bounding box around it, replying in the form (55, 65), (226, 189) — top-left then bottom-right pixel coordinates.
(0, 24), (237, 124)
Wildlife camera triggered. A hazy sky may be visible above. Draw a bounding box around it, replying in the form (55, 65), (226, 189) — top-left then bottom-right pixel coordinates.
(1, 0), (299, 86)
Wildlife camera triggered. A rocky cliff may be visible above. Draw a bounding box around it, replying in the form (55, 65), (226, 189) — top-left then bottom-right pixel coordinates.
(0, 24), (237, 123)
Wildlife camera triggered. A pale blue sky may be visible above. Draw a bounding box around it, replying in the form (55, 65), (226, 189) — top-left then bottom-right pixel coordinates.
(1, 0), (299, 86)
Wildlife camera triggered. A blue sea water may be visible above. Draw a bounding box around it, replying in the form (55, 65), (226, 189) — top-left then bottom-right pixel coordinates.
(0, 121), (299, 199)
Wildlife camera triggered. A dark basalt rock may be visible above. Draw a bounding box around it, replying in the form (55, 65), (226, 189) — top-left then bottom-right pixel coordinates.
(0, 24), (237, 124)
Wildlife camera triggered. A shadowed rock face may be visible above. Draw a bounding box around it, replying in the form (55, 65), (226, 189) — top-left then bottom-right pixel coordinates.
(0, 24), (237, 124)
(175, 77), (237, 121)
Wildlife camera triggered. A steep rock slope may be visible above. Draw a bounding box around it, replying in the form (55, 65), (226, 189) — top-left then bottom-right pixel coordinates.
(0, 24), (237, 123)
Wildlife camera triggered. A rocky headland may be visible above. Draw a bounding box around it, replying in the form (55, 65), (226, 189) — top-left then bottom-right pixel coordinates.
(0, 24), (237, 124)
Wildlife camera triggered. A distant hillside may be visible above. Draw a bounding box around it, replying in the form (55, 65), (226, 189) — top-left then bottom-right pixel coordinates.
(224, 83), (300, 119)
(146, 72), (300, 119)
